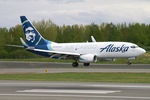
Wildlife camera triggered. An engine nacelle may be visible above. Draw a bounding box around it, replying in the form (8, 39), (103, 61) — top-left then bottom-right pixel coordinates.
(79, 54), (97, 63)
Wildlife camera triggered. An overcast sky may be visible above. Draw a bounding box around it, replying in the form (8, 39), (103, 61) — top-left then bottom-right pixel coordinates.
(1, 0), (150, 28)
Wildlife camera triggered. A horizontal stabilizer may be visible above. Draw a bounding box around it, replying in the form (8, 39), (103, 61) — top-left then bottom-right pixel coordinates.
(6, 44), (24, 48)
(20, 37), (28, 46)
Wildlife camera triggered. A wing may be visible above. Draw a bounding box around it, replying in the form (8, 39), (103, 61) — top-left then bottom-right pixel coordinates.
(6, 37), (28, 48)
(28, 48), (80, 59)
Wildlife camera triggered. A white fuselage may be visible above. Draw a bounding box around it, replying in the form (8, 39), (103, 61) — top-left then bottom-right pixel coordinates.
(50, 42), (146, 59)
(20, 16), (146, 66)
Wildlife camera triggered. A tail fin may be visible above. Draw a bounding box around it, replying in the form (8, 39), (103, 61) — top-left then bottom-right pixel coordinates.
(20, 16), (51, 46)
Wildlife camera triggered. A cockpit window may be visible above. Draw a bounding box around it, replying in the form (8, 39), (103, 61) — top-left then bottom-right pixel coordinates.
(130, 46), (138, 48)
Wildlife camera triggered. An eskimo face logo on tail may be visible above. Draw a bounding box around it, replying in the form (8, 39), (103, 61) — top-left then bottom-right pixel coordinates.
(100, 44), (129, 53)
(25, 27), (36, 43)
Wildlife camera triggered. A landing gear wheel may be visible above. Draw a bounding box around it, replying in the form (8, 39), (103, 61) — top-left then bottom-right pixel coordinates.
(72, 62), (79, 67)
(83, 63), (90, 66)
(128, 61), (132, 65)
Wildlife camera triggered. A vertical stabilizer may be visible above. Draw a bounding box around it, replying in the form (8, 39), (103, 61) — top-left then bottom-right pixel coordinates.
(20, 16), (51, 46)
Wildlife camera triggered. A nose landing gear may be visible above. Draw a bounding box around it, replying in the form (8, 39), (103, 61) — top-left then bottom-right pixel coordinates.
(128, 61), (132, 65)
(128, 57), (135, 65)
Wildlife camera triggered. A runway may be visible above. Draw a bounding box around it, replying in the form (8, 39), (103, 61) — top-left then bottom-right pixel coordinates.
(0, 62), (150, 100)
(1, 61), (150, 69)
(0, 80), (150, 100)
(0, 61), (150, 73)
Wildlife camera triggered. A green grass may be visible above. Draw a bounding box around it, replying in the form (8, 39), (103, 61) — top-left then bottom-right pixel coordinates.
(0, 51), (150, 64)
(0, 58), (73, 63)
(0, 72), (150, 83)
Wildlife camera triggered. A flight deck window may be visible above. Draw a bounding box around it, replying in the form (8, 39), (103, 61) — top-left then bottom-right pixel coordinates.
(130, 46), (136, 48)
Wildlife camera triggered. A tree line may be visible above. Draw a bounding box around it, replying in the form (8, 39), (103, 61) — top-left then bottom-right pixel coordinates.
(0, 19), (150, 58)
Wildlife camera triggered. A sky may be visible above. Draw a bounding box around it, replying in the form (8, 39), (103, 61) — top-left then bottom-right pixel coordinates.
(1, 0), (150, 28)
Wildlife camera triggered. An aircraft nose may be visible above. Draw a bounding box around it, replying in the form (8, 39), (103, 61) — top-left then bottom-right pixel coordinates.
(140, 48), (146, 55)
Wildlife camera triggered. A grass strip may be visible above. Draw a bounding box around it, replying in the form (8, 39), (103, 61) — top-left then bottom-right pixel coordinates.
(0, 72), (150, 83)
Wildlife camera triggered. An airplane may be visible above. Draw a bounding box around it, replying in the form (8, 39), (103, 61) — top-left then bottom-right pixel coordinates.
(19, 16), (146, 67)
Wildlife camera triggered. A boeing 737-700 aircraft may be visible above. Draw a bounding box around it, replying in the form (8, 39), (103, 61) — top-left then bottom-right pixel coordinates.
(19, 16), (146, 67)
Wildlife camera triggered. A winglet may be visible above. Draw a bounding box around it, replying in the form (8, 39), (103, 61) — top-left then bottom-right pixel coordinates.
(91, 36), (96, 42)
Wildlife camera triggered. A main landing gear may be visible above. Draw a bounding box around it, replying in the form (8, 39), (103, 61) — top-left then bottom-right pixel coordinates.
(128, 61), (132, 65)
(83, 63), (90, 66)
(72, 62), (79, 67)
(72, 62), (90, 67)
(72, 57), (90, 67)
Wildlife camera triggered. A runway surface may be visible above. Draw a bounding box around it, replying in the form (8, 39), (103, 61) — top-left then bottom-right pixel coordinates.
(0, 61), (150, 73)
(0, 62), (150, 100)
(0, 80), (150, 100)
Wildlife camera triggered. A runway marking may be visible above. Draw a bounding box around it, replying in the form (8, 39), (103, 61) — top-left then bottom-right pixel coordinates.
(0, 94), (150, 99)
(86, 84), (150, 88)
(17, 89), (120, 94)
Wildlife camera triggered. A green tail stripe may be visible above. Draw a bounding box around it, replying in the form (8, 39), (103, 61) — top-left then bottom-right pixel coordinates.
(22, 20), (28, 25)
(35, 37), (42, 46)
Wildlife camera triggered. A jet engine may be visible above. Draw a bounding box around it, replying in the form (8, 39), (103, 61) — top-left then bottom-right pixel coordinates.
(79, 54), (97, 63)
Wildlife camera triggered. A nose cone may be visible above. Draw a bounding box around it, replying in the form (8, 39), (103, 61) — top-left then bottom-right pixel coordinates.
(140, 48), (146, 55)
